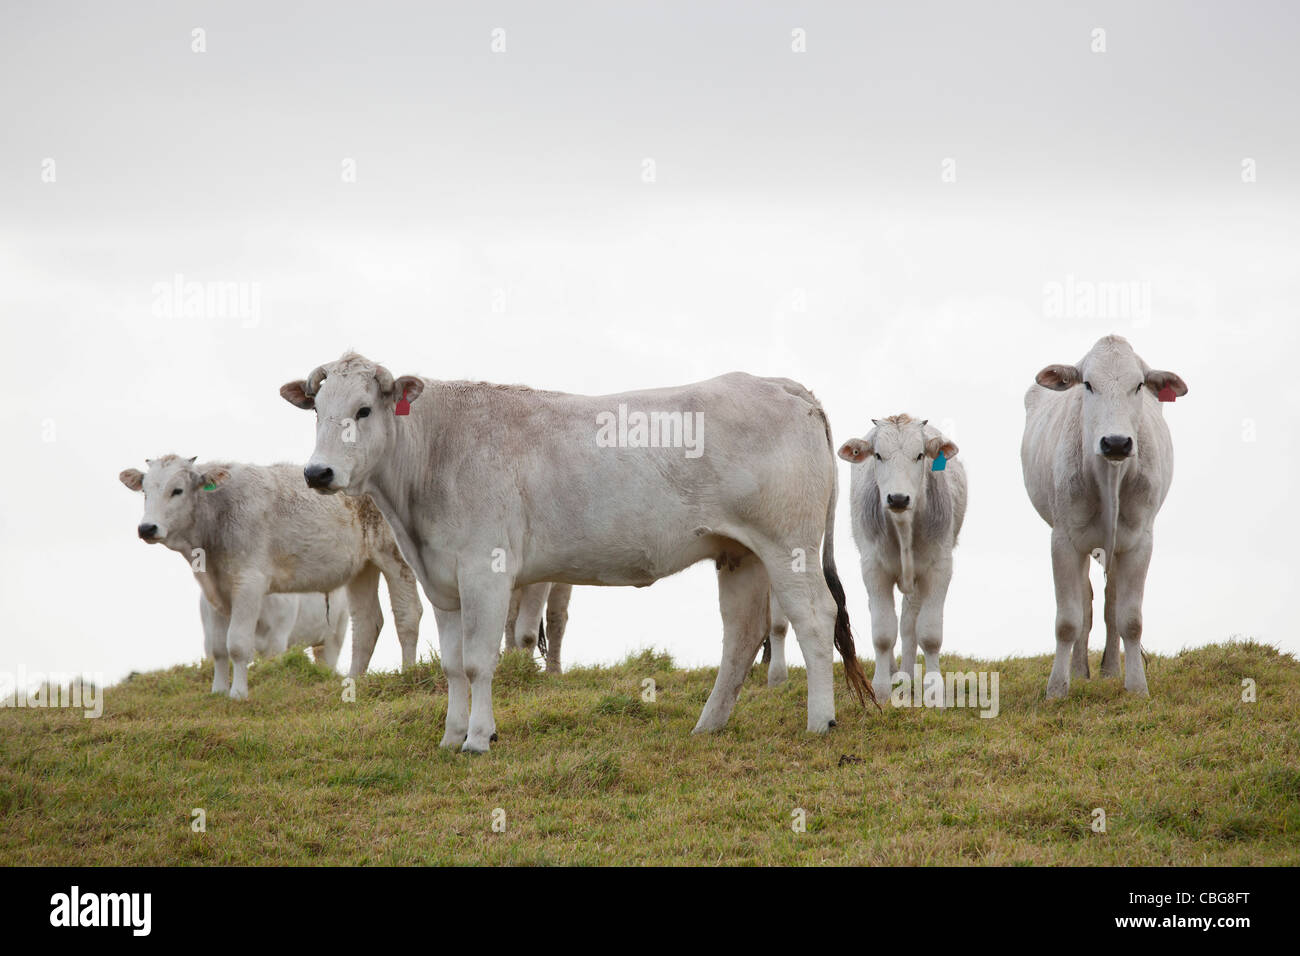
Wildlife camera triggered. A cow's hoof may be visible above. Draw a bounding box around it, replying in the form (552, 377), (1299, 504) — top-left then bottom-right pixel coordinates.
(228, 688), (248, 702)
(827, 719), (837, 728)
(1124, 684), (1150, 698)
(439, 731), (468, 749)
(489, 732), (499, 743)
(1045, 682), (1069, 700)
(461, 738), (491, 755)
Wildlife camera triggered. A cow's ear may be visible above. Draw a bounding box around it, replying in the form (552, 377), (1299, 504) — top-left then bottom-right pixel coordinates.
(280, 380), (315, 410)
(838, 438), (872, 463)
(392, 375), (425, 405)
(119, 468), (144, 492)
(1145, 369), (1187, 398)
(1035, 364), (1081, 390)
(199, 467), (231, 490)
(925, 435), (959, 460)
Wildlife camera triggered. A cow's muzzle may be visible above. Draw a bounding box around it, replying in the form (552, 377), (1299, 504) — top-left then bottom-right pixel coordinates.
(886, 493), (911, 512)
(1099, 435), (1134, 461)
(303, 464), (335, 491)
(138, 523), (160, 541)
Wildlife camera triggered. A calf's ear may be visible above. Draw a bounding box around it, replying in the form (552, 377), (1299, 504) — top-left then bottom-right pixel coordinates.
(392, 375), (425, 405)
(838, 438), (872, 463)
(1145, 369), (1188, 398)
(119, 468), (144, 492)
(280, 380), (315, 410)
(925, 435), (959, 460)
(1035, 364), (1081, 390)
(199, 467), (231, 489)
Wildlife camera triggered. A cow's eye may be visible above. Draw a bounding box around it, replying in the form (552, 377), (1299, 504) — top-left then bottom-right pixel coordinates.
(1135, 383), (1143, 394)
(356, 406), (371, 419)
(171, 488), (183, 497)
(874, 453), (882, 461)
(1083, 381), (1093, 392)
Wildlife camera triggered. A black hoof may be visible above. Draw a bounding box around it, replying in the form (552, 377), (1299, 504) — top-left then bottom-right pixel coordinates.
(828, 719), (837, 728)
(489, 732), (499, 742)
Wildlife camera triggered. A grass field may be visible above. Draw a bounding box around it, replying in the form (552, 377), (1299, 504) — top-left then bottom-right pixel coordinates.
(2, 640), (1297, 865)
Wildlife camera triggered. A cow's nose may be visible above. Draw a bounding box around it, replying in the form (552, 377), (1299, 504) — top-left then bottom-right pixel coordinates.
(138, 523), (158, 540)
(1099, 435), (1134, 460)
(886, 494), (911, 511)
(304, 464), (334, 489)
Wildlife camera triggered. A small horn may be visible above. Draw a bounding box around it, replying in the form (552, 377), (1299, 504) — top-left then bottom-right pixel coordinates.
(374, 364), (395, 396)
(304, 365), (328, 397)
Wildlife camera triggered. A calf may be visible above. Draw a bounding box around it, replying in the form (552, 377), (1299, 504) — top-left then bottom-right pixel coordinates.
(1021, 335), (1186, 698)
(120, 456), (422, 698)
(839, 415), (966, 704)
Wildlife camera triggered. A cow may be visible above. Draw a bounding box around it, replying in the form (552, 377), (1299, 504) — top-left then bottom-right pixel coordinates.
(119, 455), (423, 699)
(199, 589), (347, 670)
(1021, 335), (1187, 698)
(504, 582), (572, 674)
(838, 415), (966, 704)
(281, 352), (872, 752)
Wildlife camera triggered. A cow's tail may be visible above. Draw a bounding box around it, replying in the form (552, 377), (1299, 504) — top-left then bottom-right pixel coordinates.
(816, 408), (878, 711)
(537, 615), (547, 657)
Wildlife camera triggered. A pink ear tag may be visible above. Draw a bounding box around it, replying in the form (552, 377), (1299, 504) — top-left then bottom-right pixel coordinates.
(395, 390), (410, 416)
(1157, 385), (1176, 403)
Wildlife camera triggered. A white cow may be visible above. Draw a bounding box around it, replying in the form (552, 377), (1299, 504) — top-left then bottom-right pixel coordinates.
(199, 589), (347, 670)
(838, 415), (966, 704)
(504, 582), (572, 674)
(282, 352), (872, 752)
(120, 455), (423, 699)
(1021, 335), (1187, 698)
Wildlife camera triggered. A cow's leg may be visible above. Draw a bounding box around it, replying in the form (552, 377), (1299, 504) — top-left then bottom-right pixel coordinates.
(434, 606), (470, 749)
(319, 596), (346, 671)
(766, 592), (790, 687)
(899, 593), (920, 688)
(345, 564), (384, 678)
(694, 551), (770, 733)
(916, 562), (952, 708)
(766, 556), (839, 733)
(1046, 532), (1089, 699)
(1100, 567), (1121, 678)
(864, 563), (899, 704)
(503, 588), (523, 651)
(544, 584), (572, 675)
(201, 599), (232, 695)
(458, 573), (513, 753)
(226, 578), (267, 701)
(511, 582), (551, 660)
(1114, 536), (1153, 697)
(1073, 576), (1093, 679)
(379, 560), (422, 670)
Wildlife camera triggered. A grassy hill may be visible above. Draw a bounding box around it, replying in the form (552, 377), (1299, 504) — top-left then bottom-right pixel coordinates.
(2, 640), (1297, 865)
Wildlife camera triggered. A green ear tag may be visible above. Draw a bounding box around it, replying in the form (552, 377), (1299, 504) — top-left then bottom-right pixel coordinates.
(203, 482), (217, 491)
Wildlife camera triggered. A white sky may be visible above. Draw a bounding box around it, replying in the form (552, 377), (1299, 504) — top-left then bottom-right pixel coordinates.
(2, 1), (1297, 684)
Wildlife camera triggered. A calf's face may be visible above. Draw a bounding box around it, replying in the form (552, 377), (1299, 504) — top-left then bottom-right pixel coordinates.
(118, 457), (229, 547)
(839, 418), (958, 515)
(281, 356), (423, 495)
(1036, 338), (1187, 464)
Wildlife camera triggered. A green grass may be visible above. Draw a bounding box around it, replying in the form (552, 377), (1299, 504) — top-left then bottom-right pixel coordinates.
(1, 640), (1297, 865)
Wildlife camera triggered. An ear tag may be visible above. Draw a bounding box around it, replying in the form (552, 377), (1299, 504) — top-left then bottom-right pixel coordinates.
(395, 390), (410, 416)
(202, 482), (217, 491)
(1157, 385), (1176, 403)
(932, 452), (947, 472)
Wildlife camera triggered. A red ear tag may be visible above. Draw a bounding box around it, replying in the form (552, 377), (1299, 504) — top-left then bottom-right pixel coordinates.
(395, 390), (410, 416)
(1157, 385), (1176, 403)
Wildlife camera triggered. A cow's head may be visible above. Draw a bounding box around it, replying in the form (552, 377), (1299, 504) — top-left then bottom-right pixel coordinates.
(838, 415), (958, 515)
(1035, 335), (1187, 463)
(280, 351), (424, 495)
(118, 455), (230, 548)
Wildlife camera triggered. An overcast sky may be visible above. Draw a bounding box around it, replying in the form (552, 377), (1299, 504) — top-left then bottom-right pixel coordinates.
(2, 1), (1297, 686)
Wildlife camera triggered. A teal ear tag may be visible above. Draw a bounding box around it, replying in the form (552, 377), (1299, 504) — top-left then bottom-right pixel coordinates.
(932, 452), (947, 472)
(203, 482), (217, 491)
